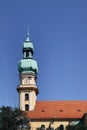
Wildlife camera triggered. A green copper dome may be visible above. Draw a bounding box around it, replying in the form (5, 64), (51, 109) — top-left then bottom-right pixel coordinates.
(23, 41), (34, 53)
(18, 32), (38, 75)
(18, 59), (38, 74)
(23, 41), (34, 49)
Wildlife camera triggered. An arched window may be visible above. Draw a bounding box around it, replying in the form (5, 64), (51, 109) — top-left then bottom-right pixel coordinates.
(40, 124), (45, 130)
(25, 104), (29, 111)
(26, 51), (29, 58)
(25, 93), (29, 100)
(60, 124), (64, 130)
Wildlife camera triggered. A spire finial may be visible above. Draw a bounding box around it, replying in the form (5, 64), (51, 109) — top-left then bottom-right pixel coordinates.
(26, 25), (30, 41)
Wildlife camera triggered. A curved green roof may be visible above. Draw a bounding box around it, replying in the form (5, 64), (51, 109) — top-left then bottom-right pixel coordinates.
(23, 41), (34, 52)
(18, 59), (38, 74)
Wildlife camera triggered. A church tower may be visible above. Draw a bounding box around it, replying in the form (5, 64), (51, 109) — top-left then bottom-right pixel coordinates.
(17, 32), (38, 111)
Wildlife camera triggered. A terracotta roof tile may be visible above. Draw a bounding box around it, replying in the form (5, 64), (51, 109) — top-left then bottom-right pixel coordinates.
(25, 100), (87, 120)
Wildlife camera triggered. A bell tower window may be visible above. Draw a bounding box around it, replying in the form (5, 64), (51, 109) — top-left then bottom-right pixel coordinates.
(26, 51), (29, 58)
(25, 93), (29, 100)
(25, 104), (29, 111)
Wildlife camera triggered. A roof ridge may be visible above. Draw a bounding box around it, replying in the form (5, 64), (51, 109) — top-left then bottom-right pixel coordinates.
(37, 100), (87, 102)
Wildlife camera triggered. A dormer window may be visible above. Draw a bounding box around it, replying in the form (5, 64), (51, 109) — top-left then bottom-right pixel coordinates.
(60, 110), (63, 112)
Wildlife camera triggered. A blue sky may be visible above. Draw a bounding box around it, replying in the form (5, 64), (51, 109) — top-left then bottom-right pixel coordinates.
(0, 0), (87, 107)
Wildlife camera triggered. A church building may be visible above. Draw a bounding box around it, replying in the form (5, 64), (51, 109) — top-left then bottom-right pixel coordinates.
(17, 32), (87, 130)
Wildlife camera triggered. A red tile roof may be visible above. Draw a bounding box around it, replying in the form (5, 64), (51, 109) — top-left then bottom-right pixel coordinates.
(25, 100), (87, 120)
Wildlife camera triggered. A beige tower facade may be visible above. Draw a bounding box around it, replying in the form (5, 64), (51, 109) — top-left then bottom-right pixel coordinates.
(17, 33), (38, 111)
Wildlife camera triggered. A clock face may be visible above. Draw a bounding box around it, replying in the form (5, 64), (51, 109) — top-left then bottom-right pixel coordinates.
(23, 76), (28, 84)
(22, 76), (32, 85)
